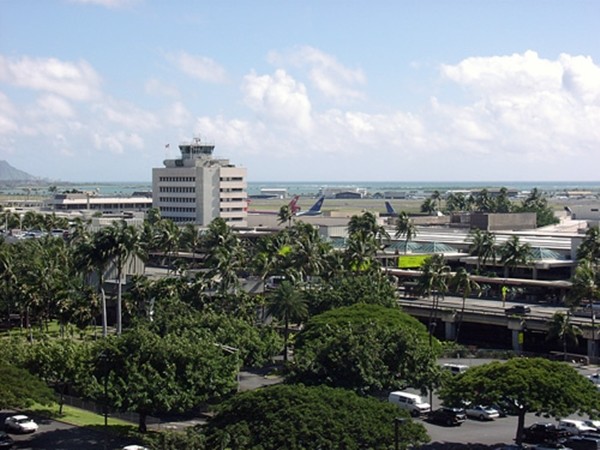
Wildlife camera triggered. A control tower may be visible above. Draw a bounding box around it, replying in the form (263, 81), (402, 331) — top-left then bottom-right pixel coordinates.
(152, 136), (247, 226)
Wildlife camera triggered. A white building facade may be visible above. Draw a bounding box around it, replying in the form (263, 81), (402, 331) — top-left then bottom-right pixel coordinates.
(152, 138), (247, 227)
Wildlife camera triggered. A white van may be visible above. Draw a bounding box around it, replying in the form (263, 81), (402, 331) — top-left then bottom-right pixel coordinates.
(388, 391), (431, 417)
(442, 363), (469, 375)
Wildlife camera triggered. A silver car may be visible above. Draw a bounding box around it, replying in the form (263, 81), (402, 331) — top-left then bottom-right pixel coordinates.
(4, 415), (38, 433)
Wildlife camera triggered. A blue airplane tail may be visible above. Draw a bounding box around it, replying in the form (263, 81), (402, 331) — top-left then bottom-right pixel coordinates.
(385, 201), (396, 215)
(308, 196), (325, 213)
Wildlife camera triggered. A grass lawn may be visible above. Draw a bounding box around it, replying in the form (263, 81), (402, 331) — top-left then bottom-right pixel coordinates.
(27, 401), (136, 431)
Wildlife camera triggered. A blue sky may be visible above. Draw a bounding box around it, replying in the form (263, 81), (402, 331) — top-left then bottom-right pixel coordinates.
(1, 0), (599, 182)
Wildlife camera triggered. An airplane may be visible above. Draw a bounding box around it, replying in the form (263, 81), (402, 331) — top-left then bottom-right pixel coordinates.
(247, 195), (300, 215)
(381, 201), (398, 217)
(295, 196), (325, 216)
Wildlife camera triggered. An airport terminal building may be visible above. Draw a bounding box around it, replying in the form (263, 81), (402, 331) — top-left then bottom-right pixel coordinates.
(152, 137), (247, 227)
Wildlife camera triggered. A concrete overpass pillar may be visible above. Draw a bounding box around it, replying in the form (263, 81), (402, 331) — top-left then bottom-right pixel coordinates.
(511, 329), (524, 354)
(441, 311), (458, 341)
(588, 339), (598, 364)
(445, 321), (457, 341)
(507, 318), (526, 354)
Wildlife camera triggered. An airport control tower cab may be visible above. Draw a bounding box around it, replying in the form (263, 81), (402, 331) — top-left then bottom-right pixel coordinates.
(152, 136), (247, 226)
(164, 137), (217, 168)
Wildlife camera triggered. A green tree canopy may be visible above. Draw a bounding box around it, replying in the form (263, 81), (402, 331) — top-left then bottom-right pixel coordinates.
(84, 327), (239, 432)
(304, 271), (397, 316)
(203, 384), (429, 450)
(0, 363), (55, 410)
(290, 304), (440, 393)
(438, 358), (600, 445)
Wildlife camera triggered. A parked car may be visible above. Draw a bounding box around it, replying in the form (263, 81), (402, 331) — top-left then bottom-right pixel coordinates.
(4, 415), (38, 433)
(522, 423), (571, 444)
(588, 373), (600, 386)
(428, 407), (467, 426)
(388, 391), (431, 417)
(565, 436), (600, 450)
(442, 363), (469, 375)
(491, 398), (519, 416)
(505, 305), (531, 315)
(0, 432), (14, 449)
(559, 420), (597, 436)
(465, 405), (500, 420)
(583, 420), (600, 432)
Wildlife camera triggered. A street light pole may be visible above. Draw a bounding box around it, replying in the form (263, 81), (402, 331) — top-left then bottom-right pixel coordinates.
(394, 417), (406, 450)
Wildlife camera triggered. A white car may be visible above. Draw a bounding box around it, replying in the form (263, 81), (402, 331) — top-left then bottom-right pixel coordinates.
(558, 419), (597, 435)
(465, 405), (500, 421)
(4, 415), (38, 433)
(583, 419), (600, 431)
(588, 373), (600, 385)
(122, 446), (149, 450)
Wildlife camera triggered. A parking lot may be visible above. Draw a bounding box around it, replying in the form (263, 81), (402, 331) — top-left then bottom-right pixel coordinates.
(412, 359), (600, 447)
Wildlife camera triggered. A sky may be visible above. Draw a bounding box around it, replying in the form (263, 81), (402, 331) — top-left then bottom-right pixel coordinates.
(0, 0), (599, 183)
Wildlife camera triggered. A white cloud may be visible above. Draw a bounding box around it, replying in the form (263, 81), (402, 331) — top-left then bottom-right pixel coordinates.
(0, 55), (102, 101)
(0, 92), (19, 134)
(437, 51), (600, 163)
(268, 46), (366, 103)
(92, 131), (144, 155)
(167, 51), (228, 84)
(36, 94), (75, 118)
(560, 54), (600, 104)
(145, 78), (180, 98)
(165, 101), (192, 128)
(441, 50), (562, 95)
(93, 99), (159, 131)
(242, 69), (313, 132)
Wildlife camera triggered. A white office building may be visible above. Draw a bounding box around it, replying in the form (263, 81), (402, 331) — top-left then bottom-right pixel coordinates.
(152, 137), (247, 227)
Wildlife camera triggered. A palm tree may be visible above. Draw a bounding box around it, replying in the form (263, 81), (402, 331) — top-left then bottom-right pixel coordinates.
(154, 218), (180, 273)
(446, 192), (467, 213)
(569, 258), (600, 361)
(0, 242), (16, 324)
(468, 229), (496, 272)
(394, 212), (417, 254)
(499, 235), (532, 278)
(287, 222), (329, 282)
(277, 205), (294, 227)
(418, 254), (450, 347)
(347, 212), (389, 248)
(74, 228), (113, 337)
(107, 220), (144, 335)
(474, 189), (493, 213)
(450, 268), (481, 342)
(547, 311), (582, 360)
(345, 212), (388, 273)
(421, 198), (437, 215)
(577, 226), (600, 262)
(180, 223), (203, 266)
(203, 218), (245, 296)
(493, 187), (512, 213)
(267, 280), (308, 363)
(430, 190), (442, 211)
(344, 231), (378, 273)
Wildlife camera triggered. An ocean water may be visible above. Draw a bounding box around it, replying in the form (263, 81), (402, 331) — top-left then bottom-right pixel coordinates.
(15, 180), (600, 197)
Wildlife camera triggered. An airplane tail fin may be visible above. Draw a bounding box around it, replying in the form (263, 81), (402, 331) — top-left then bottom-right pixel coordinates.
(289, 195), (300, 214)
(308, 196), (325, 213)
(385, 201), (396, 215)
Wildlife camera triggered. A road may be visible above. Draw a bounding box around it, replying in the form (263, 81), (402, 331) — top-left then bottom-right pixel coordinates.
(1, 411), (138, 450)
